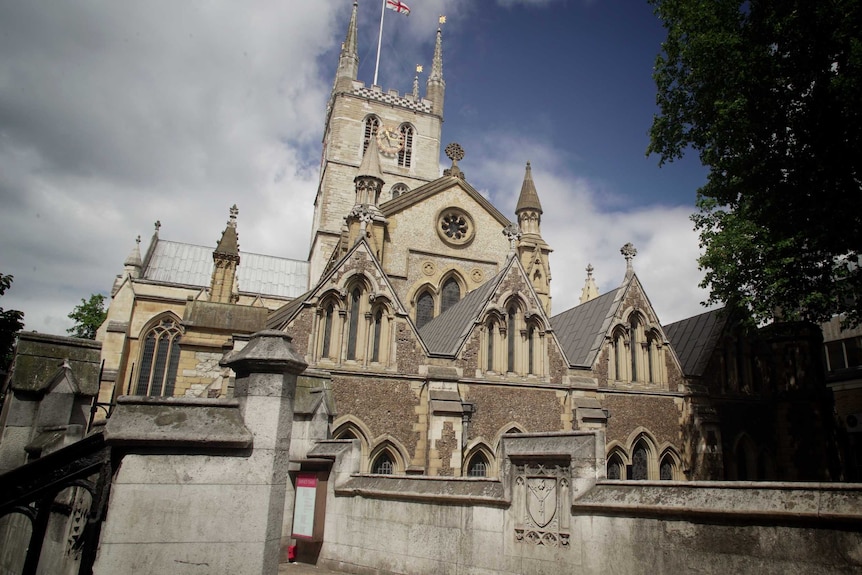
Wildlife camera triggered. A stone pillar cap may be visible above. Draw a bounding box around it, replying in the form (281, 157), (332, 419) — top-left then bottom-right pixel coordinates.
(221, 329), (308, 375)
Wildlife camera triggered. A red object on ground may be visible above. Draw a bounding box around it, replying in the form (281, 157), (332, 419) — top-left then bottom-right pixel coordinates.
(288, 545), (297, 562)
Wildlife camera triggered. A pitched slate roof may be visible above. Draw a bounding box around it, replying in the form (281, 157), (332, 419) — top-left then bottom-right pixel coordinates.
(144, 240), (308, 298)
(663, 308), (727, 378)
(550, 288), (621, 367)
(419, 270), (505, 356)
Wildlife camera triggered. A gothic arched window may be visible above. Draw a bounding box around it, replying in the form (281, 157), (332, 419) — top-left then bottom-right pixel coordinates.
(371, 308), (383, 362)
(631, 441), (649, 480)
(607, 452), (625, 480)
(363, 116), (380, 154)
(398, 124), (414, 167)
(467, 452), (488, 477)
(134, 317), (182, 397)
(630, 314), (642, 382)
(440, 277), (461, 315)
(486, 320), (496, 371)
(660, 455), (675, 480)
(347, 287), (362, 360)
(416, 290), (434, 329)
(507, 307), (516, 373)
(372, 451), (394, 474)
(321, 302), (335, 358)
(390, 183), (409, 200)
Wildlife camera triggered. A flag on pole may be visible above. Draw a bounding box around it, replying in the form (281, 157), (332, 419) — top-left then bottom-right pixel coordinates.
(386, 0), (410, 16)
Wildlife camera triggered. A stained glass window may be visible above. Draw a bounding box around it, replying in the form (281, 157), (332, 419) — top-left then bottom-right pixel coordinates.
(632, 442), (648, 480)
(416, 291), (434, 329)
(441, 277), (460, 314)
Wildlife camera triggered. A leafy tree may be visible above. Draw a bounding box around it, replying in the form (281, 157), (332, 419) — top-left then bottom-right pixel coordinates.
(0, 272), (25, 375)
(67, 294), (107, 340)
(648, 0), (862, 326)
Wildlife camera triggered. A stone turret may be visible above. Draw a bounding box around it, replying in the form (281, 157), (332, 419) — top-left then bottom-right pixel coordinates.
(425, 22), (445, 117)
(346, 138), (387, 259)
(580, 264), (599, 304)
(334, 1), (359, 92)
(515, 162), (552, 314)
(210, 205), (240, 304)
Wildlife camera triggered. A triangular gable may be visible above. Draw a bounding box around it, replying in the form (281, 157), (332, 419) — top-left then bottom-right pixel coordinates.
(421, 254), (563, 359)
(551, 271), (682, 370)
(266, 237), (411, 335)
(380, 174), (512, 228)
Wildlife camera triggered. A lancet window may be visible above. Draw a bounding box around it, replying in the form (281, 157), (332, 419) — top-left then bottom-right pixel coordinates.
(440, 277), (461, 314)
(398, 124), (414, 167)
(609, 312), (666, 386)
(416, 290), (434, 329)
(314, 280), (392, 367)
(134, 316), (182, 397)
(480, 300), (546, 377)
(363, 115), (380, 154)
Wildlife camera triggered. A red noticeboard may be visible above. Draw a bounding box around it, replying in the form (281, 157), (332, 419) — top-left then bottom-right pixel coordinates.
(292, 473), (320, 540)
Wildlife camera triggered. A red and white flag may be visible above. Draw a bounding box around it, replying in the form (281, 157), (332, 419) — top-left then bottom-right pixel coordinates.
(386, 0), (410, 16)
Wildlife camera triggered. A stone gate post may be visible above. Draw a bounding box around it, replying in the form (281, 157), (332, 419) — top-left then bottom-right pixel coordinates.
(221, 330), (308, 574)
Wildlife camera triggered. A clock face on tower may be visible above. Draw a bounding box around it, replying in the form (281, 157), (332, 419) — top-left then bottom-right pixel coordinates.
(376, 125), (404, 155)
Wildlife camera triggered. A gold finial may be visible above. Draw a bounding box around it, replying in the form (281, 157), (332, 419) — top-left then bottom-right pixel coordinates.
(416, 64), (423, 73)
(439, 15), (446, 25)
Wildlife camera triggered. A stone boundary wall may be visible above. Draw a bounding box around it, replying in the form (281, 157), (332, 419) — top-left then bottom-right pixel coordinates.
(314, 435), (862, 575)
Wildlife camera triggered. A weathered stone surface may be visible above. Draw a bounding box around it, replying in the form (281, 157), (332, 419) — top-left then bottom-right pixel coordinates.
(183, 299), (268, 332)
(106, 396), (252, 448)
(10, 332), (101, 395)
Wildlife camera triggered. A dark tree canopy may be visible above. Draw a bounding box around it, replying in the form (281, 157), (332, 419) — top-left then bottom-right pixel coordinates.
(0, 272), (25, 374)
(67, 293), (107, 340)
(648, 0), (862, 326)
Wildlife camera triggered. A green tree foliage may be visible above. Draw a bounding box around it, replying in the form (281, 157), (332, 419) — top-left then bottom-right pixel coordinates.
(67, 294), (107, 340)
(648, 0), (862, 326)
(0, 272), (25, 374)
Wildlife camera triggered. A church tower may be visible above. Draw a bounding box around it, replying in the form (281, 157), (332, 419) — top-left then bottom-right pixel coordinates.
(308, 3), (445, 286)
(515, 162), (553, 314)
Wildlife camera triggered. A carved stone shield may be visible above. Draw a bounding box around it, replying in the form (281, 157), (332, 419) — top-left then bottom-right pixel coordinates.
(526, 477), (557, 528)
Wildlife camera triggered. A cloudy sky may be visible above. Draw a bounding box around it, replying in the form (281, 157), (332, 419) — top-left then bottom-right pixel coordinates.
(0, 0), (712, 336)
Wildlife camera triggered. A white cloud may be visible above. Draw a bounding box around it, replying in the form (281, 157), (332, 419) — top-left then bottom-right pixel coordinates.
(0, 1), (710, 338)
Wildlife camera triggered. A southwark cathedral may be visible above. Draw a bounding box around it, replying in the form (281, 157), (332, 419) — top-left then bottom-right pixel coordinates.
(92, 3), (839, 485)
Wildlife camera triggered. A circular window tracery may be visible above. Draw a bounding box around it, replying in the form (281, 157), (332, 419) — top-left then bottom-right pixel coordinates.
(436, 208), (475, 246)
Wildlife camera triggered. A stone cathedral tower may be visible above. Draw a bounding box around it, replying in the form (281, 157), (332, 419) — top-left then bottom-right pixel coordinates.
(308, 1), (446, 285)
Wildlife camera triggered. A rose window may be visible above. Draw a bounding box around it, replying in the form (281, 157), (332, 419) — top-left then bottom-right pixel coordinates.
(436, 208), (475, 246)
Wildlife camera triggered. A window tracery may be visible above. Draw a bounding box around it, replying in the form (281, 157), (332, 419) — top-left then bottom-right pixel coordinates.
(480, 300), (546, 377)
(397, 124), (414, 167)
(390, 183), (409, 200)
(363, 115), (380, 154)
(134, 316), (182, 397)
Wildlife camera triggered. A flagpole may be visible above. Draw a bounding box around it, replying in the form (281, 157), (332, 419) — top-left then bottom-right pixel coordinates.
(373, 0), (386, 86)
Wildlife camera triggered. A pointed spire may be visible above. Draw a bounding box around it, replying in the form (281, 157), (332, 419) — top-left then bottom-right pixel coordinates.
(425, 18), (446, 116)
(121, 235), (143, 280)
(516, 161), (543, 215)
(580, 264), (600, 304)
(124, 235), (142, 268)
(215, 205), (240, 257)
(354, 137), (385, 206)
(335, 1), (360, 91)
(429, 21), (444, 82)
